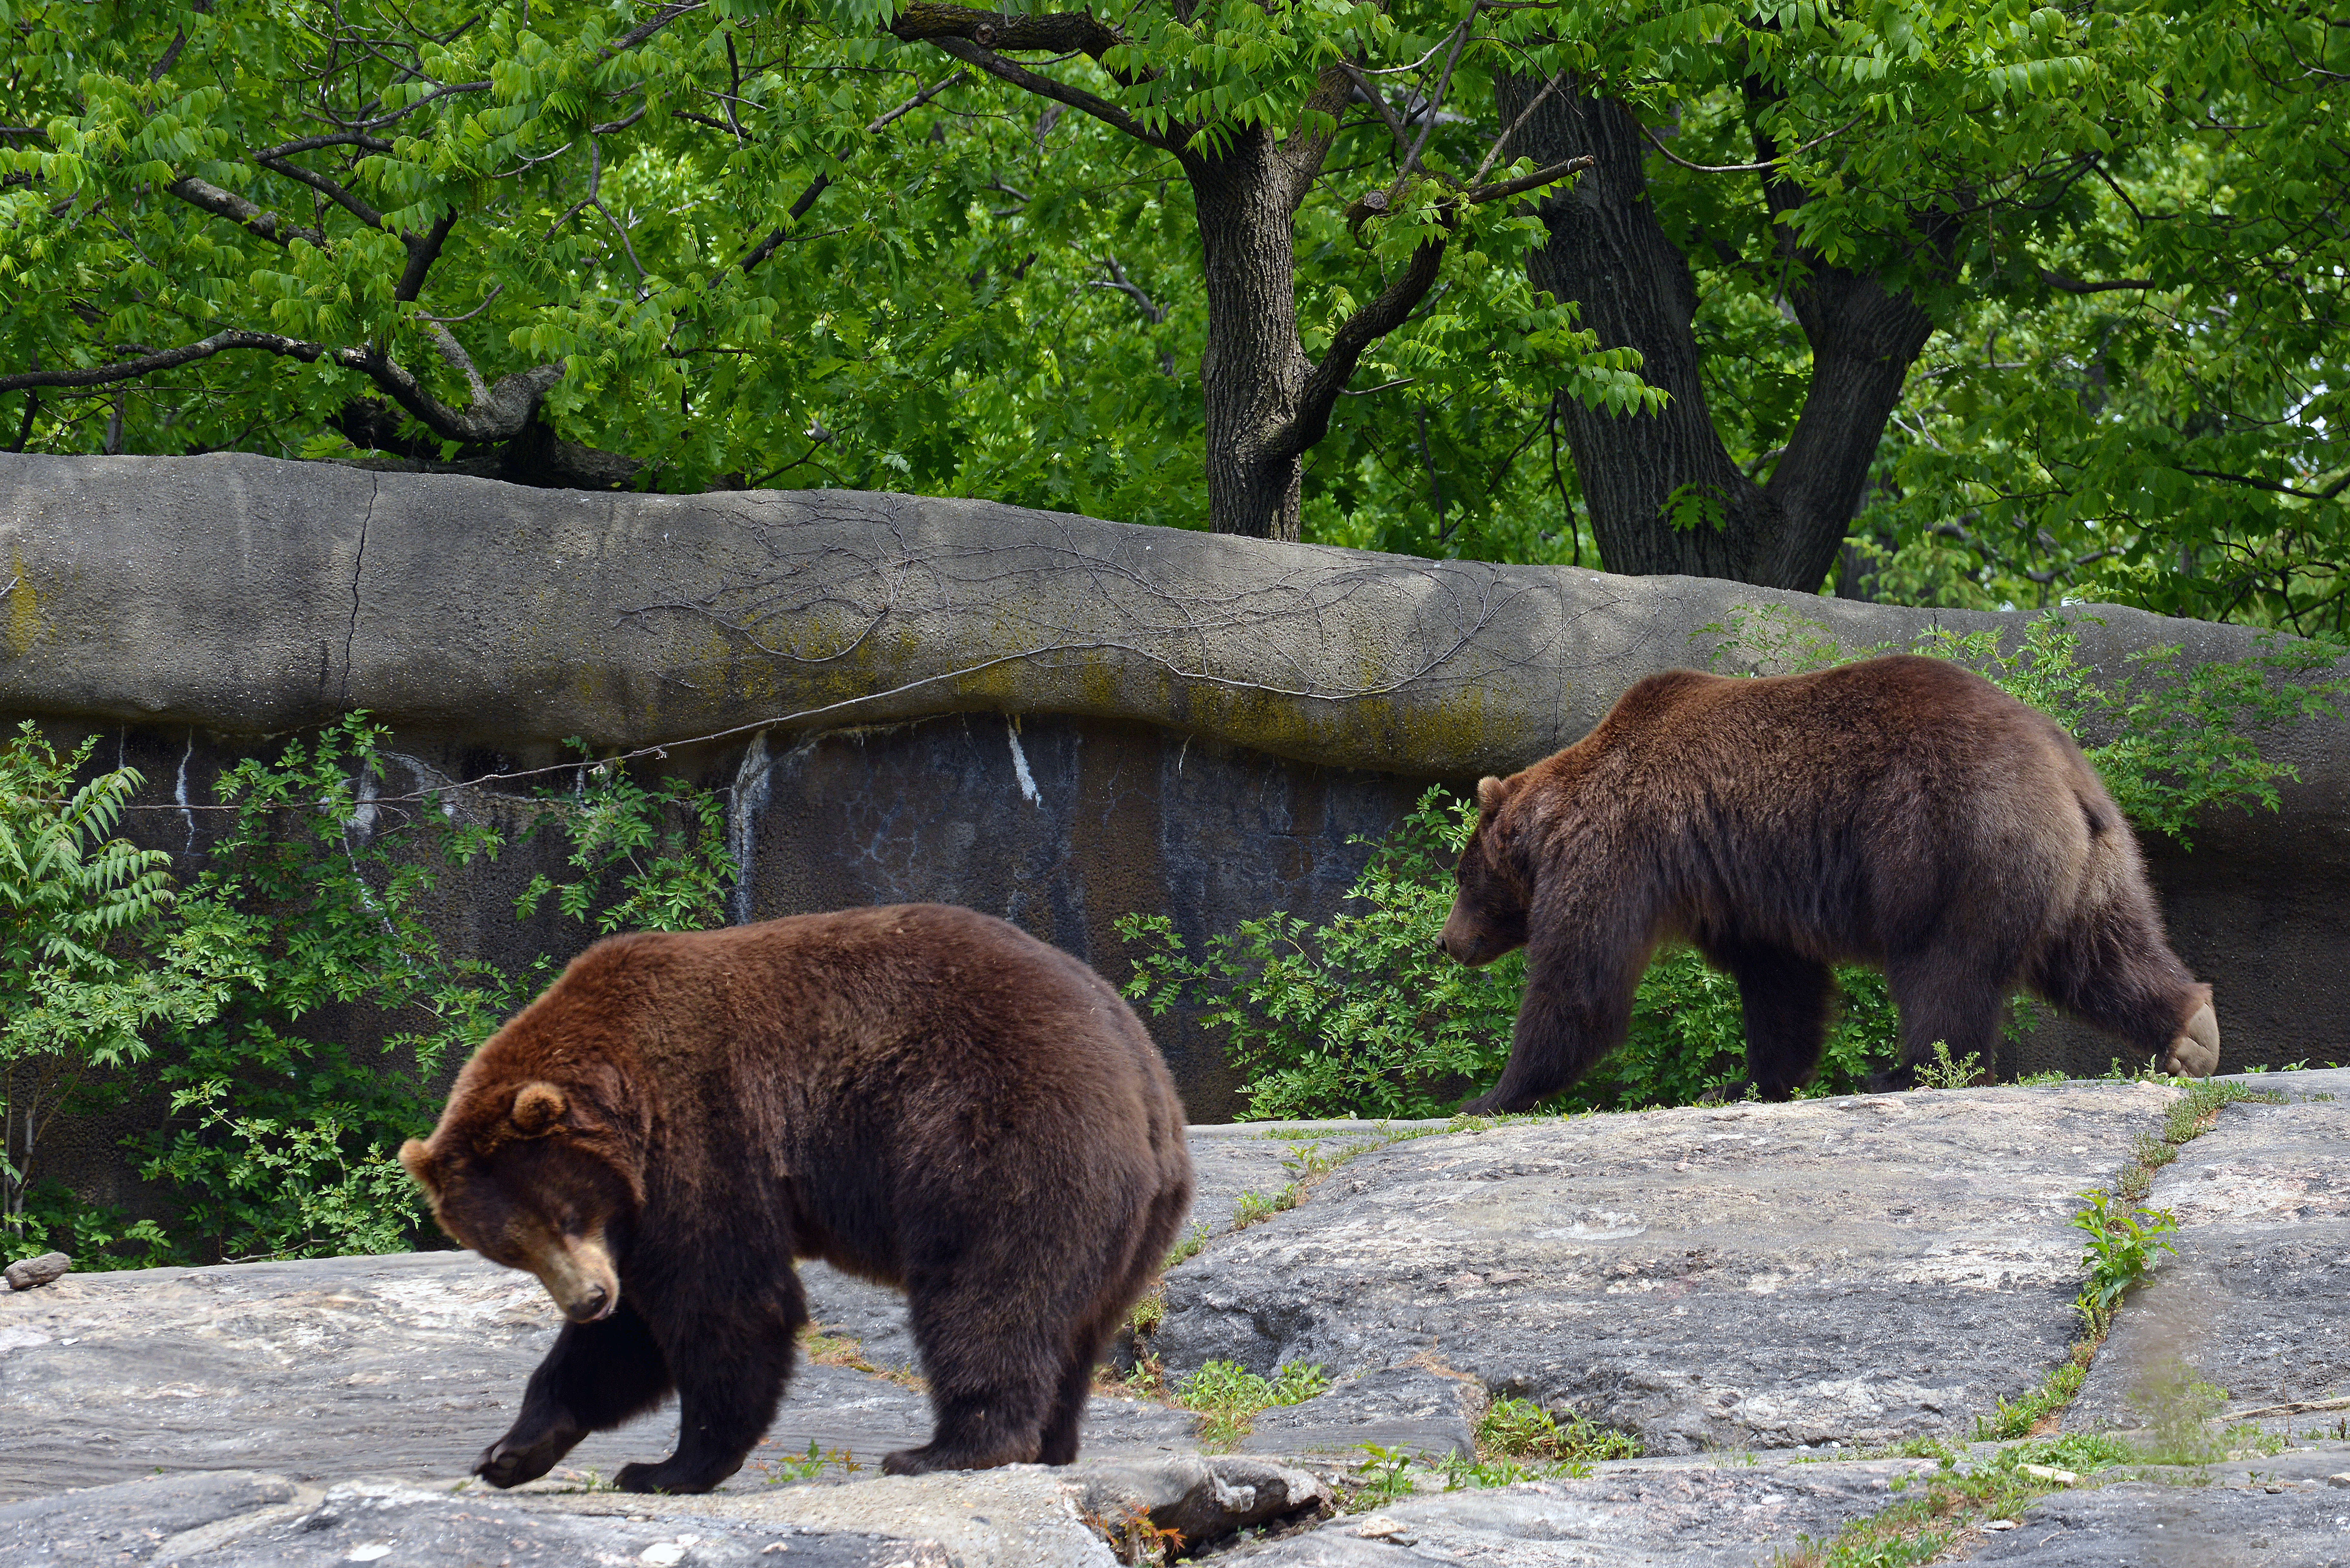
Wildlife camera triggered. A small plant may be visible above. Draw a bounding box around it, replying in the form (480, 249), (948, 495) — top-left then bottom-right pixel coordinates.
(1175, 1359), (1330, 1449)
(761, 1439), (858, 1484)
(1230, 1183), (1303, 1230)
(2072, 1189), (2179, 1323)
(1995, 1433), (2133, 1475)
(1164, 1220), (1210, 1269)
(1126, 1289), (1166, 1336)
(1476, 1396), (1642, 1464)
(1343, 1444), (1421, 1512)
(1911, 1040), (1985, 1091)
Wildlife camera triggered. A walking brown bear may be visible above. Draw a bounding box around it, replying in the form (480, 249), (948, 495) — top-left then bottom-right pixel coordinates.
(1439, 656), (2220, 1112)
(398, 903), (1194, 1494)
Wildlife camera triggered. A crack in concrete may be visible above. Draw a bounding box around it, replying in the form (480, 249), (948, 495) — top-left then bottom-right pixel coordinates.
(339, 474), (376, 707)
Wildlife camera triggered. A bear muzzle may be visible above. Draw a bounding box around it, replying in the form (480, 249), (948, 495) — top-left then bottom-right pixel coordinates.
(527, 1233), (621, 1324)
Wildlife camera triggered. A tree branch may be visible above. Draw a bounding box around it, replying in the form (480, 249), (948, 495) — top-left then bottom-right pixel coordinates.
(2177, 466), (2350, 502)
(1463, 152), (1595, 206)
(739, 69), (966, 272)
(395, 208), (460, 301)
(1637, 110), (1867, 175)
(254, 153), (387, 230)
(1275, 236), (1451, 463)
(888, 3), (1123, 59)
(165, 175), (328, 247)
(0, 330), (565, 446)
(2040, 269), (2157, 294)
(919, 35), (1170, 150)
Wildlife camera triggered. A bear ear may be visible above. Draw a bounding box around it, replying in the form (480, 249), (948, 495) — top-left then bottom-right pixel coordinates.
(398, 1138), (441, 1197)
(510, 1082), (569, 1137)
(1475, 775), (1508, 812)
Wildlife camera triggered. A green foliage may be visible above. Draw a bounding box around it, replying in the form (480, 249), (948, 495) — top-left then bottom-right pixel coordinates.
(1176, 1359), (1330, 1449)
(3, 714), (734, 1267)
(2071, 1188), (2179, 1321)
(1229, 1183), (1304, 1230)
(1973, 1352), (2089, 1442)
(0, 725), (216, 1244)
(1477, 1396), (1641, 1465)
(2127, 1359), (2229, 1466)
(1128, 606), (2337, 1119)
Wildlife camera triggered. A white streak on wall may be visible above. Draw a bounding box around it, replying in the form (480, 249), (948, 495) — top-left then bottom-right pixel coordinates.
(1006, 717), (1040, 805)
(729, 729), (773, 926)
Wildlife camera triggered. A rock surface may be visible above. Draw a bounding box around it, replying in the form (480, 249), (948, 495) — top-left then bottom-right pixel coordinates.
(1228, 1456), (1938, 1566)
(2066, 1068), (2350, 1442)
(1969, 1444), (2350, 1568)
(1158, 1083), (2184, 1455)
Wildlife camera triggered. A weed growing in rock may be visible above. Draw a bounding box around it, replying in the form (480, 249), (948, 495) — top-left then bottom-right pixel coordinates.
(1164, 1221), (1211, 1269)
(1123, 610), (2337, 1118)
(1342, 1445), (1421, 1512)
(1909, 1041), (1987, 1091)
(759, 1440), (860, 1484)
(1477, 1396), (1642, 1464)
(2072, 1190), (2180, 1323)
(1177, 1360), (1330, 1450)
(1975, 1346), (2096, 1441)
(1230, 1183), (1303, 1230)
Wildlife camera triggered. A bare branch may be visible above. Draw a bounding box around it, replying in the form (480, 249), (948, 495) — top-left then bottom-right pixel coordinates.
(919, 35), (1170, 150)
(394, 208), (459, 301)
(255, 152), (387, 230)
(415, 283), (505, 324)
(1637, 110), (1867, 175)
(0, 331), (331, 394)
(165, 175), (328, 247)
(1463, 152), (1594, 205)
(1277, 236), (1452, 463)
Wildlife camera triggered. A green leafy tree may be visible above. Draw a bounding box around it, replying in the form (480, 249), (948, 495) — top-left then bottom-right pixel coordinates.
(1488, 0), (2346, 602)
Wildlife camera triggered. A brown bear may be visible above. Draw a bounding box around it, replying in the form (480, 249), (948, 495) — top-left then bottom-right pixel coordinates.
(1439, 655), (2220, 1112)
(398, 903), (1193, 1494)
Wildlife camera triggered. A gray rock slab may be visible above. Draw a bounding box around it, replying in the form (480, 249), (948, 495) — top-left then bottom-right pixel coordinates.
(1158, 1082), (2186, 1456)
(1968, 1449), (2350, 1568)
(2066, 1082), (2350, 1439)
(1229, 1456), (1936, 1566)
(1242, 1363), (1484, 1460)
(0, 1248), (1193, 1503)
(21, 1474), (939, 1567)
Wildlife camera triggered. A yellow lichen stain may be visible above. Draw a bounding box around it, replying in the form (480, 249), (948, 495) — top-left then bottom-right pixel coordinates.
(4, 551), (40, 659)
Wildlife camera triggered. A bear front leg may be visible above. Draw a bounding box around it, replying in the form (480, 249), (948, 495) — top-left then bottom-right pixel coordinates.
(477, 1303), (674, 1489)
(615, 1282), (805, 1495)
(1463, 949), (1638, 1114)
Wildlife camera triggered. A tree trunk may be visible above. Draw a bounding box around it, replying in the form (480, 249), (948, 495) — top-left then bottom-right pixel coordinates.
(1185, 125), (1313, 542)
(1497, 75), (1938, 592)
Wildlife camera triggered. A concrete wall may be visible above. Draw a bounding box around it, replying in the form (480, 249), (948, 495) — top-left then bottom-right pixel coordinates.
(5, 453), (2346, 1197)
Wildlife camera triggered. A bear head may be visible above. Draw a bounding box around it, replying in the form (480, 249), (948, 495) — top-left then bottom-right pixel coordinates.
(399, 1078), (642, 1325)
(1440, 772), (1535, 966)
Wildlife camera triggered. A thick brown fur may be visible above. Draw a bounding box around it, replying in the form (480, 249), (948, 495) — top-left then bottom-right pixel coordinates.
(398, 904), (1194, 1495)
(1440, 656), (2219, 1112)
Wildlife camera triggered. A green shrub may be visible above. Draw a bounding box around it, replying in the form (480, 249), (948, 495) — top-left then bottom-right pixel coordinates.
(4, 716), (735, 1267)
(1124, 609), (2343, 1119)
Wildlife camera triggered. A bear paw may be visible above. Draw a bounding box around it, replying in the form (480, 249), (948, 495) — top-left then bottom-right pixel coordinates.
(2163, 1001), (2221, 1078)
(616, 1458), (733, 1495)
(474, 1426), (580, 1490)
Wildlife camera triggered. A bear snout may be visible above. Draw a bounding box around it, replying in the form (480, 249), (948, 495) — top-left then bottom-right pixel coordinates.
(562, 1281), (614, 1324)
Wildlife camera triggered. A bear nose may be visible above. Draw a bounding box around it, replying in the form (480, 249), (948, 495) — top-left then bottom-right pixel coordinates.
(568, 1283), (610, 1322)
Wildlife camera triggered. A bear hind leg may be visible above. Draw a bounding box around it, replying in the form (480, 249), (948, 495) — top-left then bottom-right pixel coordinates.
(1881, 953), (2010, 1090)
(2030, 901), (2215, 1077)
(477, 1302), (674, 1489)
(1719, 945), (1834, 1101)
